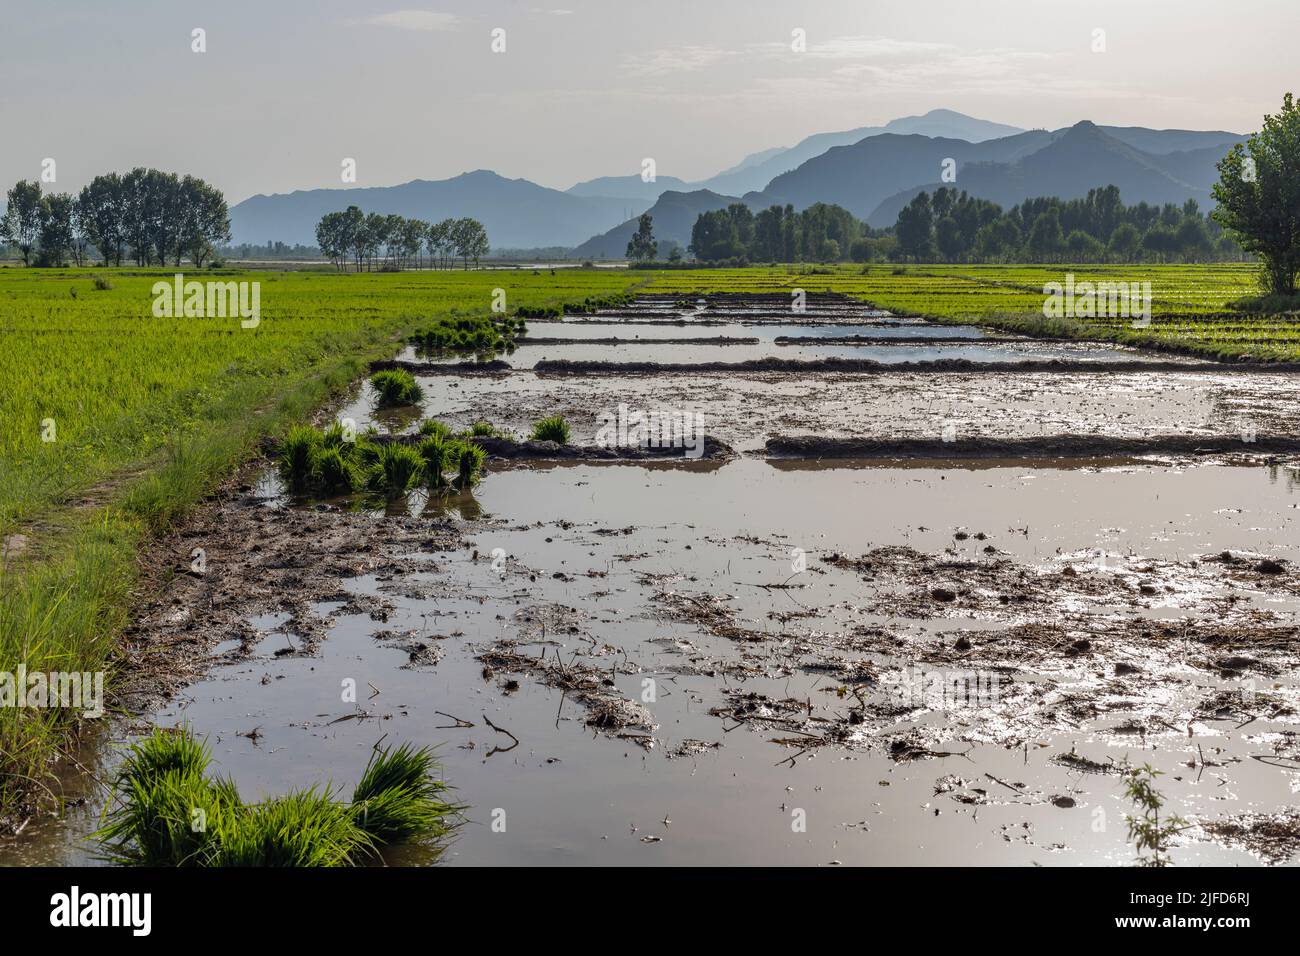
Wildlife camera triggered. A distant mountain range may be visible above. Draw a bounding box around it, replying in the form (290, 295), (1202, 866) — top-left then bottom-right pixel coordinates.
(571, 190), (737, 259)
(228, 170), (651, 249)
(226, 109), (1247, 254)
(696, 108), (1027, 198)
(857, 122), (1245, 227)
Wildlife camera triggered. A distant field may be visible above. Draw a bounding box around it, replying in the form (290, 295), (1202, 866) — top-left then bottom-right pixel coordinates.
(0, 267), (642, 531)
(644, 263), (1295, 361)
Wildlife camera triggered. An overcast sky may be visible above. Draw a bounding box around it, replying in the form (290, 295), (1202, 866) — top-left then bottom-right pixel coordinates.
(1, 0), (1292, 203)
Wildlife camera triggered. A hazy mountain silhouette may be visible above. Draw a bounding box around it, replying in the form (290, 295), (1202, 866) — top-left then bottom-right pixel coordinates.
(229, 170), (646, 249)
(565, 174), (692, 201)
(697, 109), (1026, 196)
(229, 113), (1248, 252)
(864, 122), (1246, 226)
(748, 130), (1055, 219)
(570, 189), (739, 258)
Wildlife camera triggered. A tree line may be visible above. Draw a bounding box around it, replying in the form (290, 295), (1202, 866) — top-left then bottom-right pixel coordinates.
(1, 170), (230, 267)
(689, 202), (866, 263)
(893, 185), (1241, 263)
(314, 208), (489, 271)
(685, 187), (1243, 266)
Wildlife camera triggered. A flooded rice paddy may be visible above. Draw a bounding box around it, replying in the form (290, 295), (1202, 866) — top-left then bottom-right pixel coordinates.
(7, 293), (1300, 867)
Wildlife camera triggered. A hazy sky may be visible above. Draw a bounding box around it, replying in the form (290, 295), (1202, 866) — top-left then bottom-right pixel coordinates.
(1, 0), (1292, 202)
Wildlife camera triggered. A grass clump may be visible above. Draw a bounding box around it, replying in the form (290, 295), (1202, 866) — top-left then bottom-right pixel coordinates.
(351, 741), (456, 842)
(278, 425), (322, 491)
(277, 421), (369, 496)
(276, 421), (496, 499)
(369, 369), (423, 408)
(368, 442), (425, 497)
(530, 414), (571, 444)
(410, 314), (525, 355)
(451, 440), (486, 489)
(462, 420), (504, 439)
(417, 434), (453, 490)
(96, 727), (456, 867)
(418, 418), (454, 440)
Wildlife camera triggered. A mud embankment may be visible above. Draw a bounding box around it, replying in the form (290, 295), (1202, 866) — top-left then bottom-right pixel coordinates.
(765, 434), (1300, 460)
(371, 358), (512, 375)
(376, 433), (737, 462)
(519, 336), (760, 346)
(531, 357), (1260, 375)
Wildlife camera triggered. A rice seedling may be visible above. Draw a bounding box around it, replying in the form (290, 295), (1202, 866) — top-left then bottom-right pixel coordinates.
(450, 439), (487, 489)
(418, 418), (454, 440)
(321, 420), (351, 448)
(463, 420), (504, 438)
(278, 425), (323, 491)
(312, 445), (365, 495)
(530, 414), (571, 444)
(206, 788), (372, 867)
(351, 742), (456, 842)
(369, 369), (423, 408)
(410, 313), (525, 354)
(94, 727), (456, 866)
(417, 434), (452, 490)
(368, 442), (425, 497)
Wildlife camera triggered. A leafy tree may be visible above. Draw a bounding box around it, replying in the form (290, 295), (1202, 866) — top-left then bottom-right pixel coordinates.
(1142, 223), (1178, 262)
(315, 211), (350, 270)
(1213, 92), (1300, 294)
(78, 173), (127, 265)
(427, 219), (454, 270)
(935, 216), (964, 261)
(1027, 208), (1064, 261)
(176, 176), (229, 267)
(1174, 217), (1212, 262)
(1066, 229), (1104, 262)
(36, 193), (75, 266)
(973, 217), (1021, 261)
(450, 217), (489, 269)
(895, 192), (935, 261)
(625, 213), (657, 261)
(399, 218), (425, 268)
(1106, 222), (1141, 260)
(2, 180), (43, 265)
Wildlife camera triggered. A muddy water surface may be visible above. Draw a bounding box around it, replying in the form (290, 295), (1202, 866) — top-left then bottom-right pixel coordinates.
(11, 459), (1300, 866)
(7, 294), (1300, 868)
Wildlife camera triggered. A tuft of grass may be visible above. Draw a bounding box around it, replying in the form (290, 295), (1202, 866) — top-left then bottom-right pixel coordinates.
(530, 414), (570, 444)
(463, 420), (503, 439)
(208, 788), (372, 867)
(369, 369), (423, 408)
(417, 434), (452, 490)
(351, 742), (456, 842)
(369, 442), (425, 497)
(417, 418), (454, 440)
(95, 727), (455, 867)
(92, 275), (113, 291)
(312, 445), (364, 495)
(278, 425), (323, 491)
(451, 440), (487, 489)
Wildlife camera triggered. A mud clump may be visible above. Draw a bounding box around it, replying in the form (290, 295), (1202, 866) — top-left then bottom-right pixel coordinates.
(1201, 810), (1300, 865)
